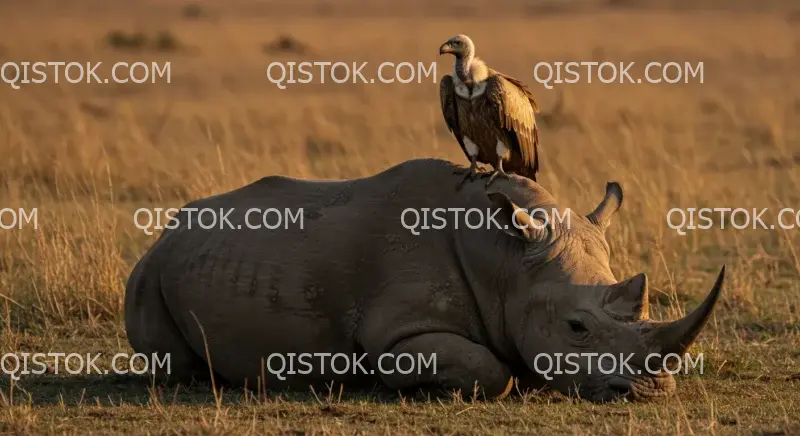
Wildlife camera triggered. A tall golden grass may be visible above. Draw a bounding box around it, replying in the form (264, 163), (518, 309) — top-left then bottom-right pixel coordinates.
(0, 2), (798, 433)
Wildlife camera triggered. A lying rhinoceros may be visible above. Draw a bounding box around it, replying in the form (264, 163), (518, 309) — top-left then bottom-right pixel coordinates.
(125, 158), (724, 402)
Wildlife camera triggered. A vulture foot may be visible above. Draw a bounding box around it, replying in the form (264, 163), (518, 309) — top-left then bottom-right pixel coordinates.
(485, 169), (511, 188)
(455, 159), (483, 191)
(455, 170), (479, 191)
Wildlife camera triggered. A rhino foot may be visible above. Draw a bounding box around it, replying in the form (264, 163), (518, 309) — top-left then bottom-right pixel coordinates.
(377, 332), (513, 400)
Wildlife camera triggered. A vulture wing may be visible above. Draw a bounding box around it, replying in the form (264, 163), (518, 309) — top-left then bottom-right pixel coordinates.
(439, 75), (470, 161)
(484, 72), (540, 173)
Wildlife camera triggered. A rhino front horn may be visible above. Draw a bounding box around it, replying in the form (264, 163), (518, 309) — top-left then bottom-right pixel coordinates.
(650, 265), (726, 356)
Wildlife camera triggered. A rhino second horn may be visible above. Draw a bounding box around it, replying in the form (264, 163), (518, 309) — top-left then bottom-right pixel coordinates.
(603, 273), (649, 321)
(586, 182), (623, 229)
(650, 265), (726, 356)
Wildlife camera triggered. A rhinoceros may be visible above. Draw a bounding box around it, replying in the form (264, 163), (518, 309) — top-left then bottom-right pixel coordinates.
(125, 158), (724, 403)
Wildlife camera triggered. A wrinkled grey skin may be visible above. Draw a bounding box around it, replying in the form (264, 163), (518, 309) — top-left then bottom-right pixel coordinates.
(125, 158), (725, 403)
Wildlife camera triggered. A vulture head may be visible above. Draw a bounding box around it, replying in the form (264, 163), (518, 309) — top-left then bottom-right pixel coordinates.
(439, 34), (475, 58)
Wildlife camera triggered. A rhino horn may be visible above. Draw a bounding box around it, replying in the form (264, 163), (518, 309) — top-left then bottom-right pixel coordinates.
(603, 273), (649, 321)
(586, 182), (623, 230)
(648, 266), (726, 356)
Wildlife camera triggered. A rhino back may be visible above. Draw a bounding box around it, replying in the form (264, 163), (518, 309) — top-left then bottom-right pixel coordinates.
(148, 159), (509, 383)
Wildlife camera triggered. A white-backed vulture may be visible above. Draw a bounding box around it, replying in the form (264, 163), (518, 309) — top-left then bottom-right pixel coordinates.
(439, 34), (541, 188)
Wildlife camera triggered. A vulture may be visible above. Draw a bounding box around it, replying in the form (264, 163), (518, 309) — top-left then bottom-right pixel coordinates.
(439, 34), (541, 188)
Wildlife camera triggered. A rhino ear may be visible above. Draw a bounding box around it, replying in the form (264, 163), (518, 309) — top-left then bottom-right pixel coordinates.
(602, 273), (649, 321)
(487, 191), (548, 242)
(586, 182), (623, 230)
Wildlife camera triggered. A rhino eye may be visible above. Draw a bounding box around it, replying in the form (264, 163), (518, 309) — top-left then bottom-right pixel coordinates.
(567, 320), (589, 335)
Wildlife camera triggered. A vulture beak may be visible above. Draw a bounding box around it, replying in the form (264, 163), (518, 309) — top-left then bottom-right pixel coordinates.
(439, 43), (451, 55)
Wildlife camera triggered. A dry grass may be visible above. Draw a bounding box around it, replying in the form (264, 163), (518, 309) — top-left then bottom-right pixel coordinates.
(0, 0), (799, 434)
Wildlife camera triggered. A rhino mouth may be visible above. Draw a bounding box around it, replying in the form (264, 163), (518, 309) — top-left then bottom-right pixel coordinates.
(571, 360), (678, 403)
(571, 370), (676, 403)
(602, 371), (676, 402)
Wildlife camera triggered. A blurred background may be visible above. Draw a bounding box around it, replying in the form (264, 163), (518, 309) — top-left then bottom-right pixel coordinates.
(0, 0), (798, 433)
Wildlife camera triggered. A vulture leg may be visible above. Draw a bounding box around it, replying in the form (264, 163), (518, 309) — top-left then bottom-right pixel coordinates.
(455, 155), (480, 190)
(485, 159), (510, 187)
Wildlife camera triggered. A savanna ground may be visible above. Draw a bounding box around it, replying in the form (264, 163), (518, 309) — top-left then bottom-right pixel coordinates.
(0, 0), (799, 434)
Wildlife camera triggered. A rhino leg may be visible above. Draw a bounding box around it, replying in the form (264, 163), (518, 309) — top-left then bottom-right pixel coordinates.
(378, 333), (514, 400)
(124, 257), (210, 384)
